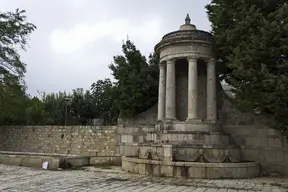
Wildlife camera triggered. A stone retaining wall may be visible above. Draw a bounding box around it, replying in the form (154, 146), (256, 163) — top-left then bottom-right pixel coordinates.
(0, 126), (119, 165)
(220, 93), (288, 175)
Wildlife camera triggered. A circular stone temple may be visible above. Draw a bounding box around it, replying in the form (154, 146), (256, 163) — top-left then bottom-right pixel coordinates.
(122, 14), (259, 179)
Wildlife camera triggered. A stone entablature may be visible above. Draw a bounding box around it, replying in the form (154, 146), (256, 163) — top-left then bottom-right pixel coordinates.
(157, 43), (213, 64)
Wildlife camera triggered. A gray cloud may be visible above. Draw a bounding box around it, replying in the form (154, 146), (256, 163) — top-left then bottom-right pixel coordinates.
(1, 0), (212, 96)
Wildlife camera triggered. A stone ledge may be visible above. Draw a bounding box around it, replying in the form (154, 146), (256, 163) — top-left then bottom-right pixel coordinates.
(0, 151), (90, 169)
(173, 122), (221, 132)
(240, 146), (288, 151)
(0, 151), (86, 158)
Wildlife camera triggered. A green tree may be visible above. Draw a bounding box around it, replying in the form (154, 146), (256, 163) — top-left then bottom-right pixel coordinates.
(41, 91), (70, 125)
(70, 88), (95, 125)
(24, 96), (48, 125)
(0, 82), (28, 125)
(91, 78), (119, 125)
(206, 1), (288, 135)
(109, 40), (159, 118)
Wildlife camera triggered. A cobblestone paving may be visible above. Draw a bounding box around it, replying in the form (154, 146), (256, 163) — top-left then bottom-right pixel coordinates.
(0, 165), (288, 192)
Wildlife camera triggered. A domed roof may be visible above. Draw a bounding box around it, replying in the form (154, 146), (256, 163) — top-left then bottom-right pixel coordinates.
(155, 14), (213, 52)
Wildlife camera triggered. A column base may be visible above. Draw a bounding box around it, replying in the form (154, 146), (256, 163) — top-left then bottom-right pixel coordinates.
(204, 119), (218, 124)
(164, 118), (177, 122)
(186, 118), (202, 123)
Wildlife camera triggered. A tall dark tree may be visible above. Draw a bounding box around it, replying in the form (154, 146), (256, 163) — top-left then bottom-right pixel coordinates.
(0, 9), (36, 125)
(109, 40), (159, 118)
(206, 1), (288, 135)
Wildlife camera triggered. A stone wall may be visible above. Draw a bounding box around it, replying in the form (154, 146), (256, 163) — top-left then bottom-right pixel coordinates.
(118, 104), (158, 126)
(0, 126), (119, 164)
(116, 125), (154, 157)
(220, 92), (288, 175)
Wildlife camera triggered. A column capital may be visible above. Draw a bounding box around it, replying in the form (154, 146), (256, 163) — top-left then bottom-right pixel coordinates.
(206, 58), (216, 64)
(187, 57), (198, 63)
(159, 62), (166, 68)
(166, 58), (176, 64)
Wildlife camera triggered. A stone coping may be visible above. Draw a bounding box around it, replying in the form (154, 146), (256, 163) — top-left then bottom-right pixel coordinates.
(123, 156), (259, 168)
(0, 151), (87, 158)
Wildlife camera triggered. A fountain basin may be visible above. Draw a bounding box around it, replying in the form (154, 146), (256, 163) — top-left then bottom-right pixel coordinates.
(122, 156), (259, 179)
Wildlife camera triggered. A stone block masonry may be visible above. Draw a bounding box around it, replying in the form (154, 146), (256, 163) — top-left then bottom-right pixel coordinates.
(220, 93), (288, 175)
(0, 126), (118, 165)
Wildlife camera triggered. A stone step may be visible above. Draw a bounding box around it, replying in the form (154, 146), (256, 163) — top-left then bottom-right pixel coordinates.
(156, 121), (222, 132)
(145, 132), (230, 145)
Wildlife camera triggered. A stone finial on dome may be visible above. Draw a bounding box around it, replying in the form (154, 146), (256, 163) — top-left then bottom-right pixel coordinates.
(185, 14), (191, 25)
(179, 13), (197, 31)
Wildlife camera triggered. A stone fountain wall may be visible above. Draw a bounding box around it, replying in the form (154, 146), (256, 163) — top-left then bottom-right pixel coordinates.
(117, 88), (288, 175)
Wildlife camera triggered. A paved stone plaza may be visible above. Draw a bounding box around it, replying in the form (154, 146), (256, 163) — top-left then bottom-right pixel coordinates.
(0, 165), (287, 191)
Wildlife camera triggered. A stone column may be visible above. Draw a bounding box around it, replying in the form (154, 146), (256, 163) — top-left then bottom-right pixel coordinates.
(157, 62), (166, 121)
(165, 59), (176, 120)
(206, 58), (217, 121)
(187, 57), (199, 120)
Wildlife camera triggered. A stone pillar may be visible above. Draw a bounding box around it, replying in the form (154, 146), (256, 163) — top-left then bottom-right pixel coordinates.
(165, 59), (176, 120)
(157, 62), (166, 121)
(206, 58), (217, 121)
(187, 57), (199, 120)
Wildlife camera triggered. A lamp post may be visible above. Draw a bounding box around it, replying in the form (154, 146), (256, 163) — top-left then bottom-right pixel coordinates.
(64, 96), (71, 126)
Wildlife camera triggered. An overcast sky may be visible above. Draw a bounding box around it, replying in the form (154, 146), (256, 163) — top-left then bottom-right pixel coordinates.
(1, 0), (212, 97)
